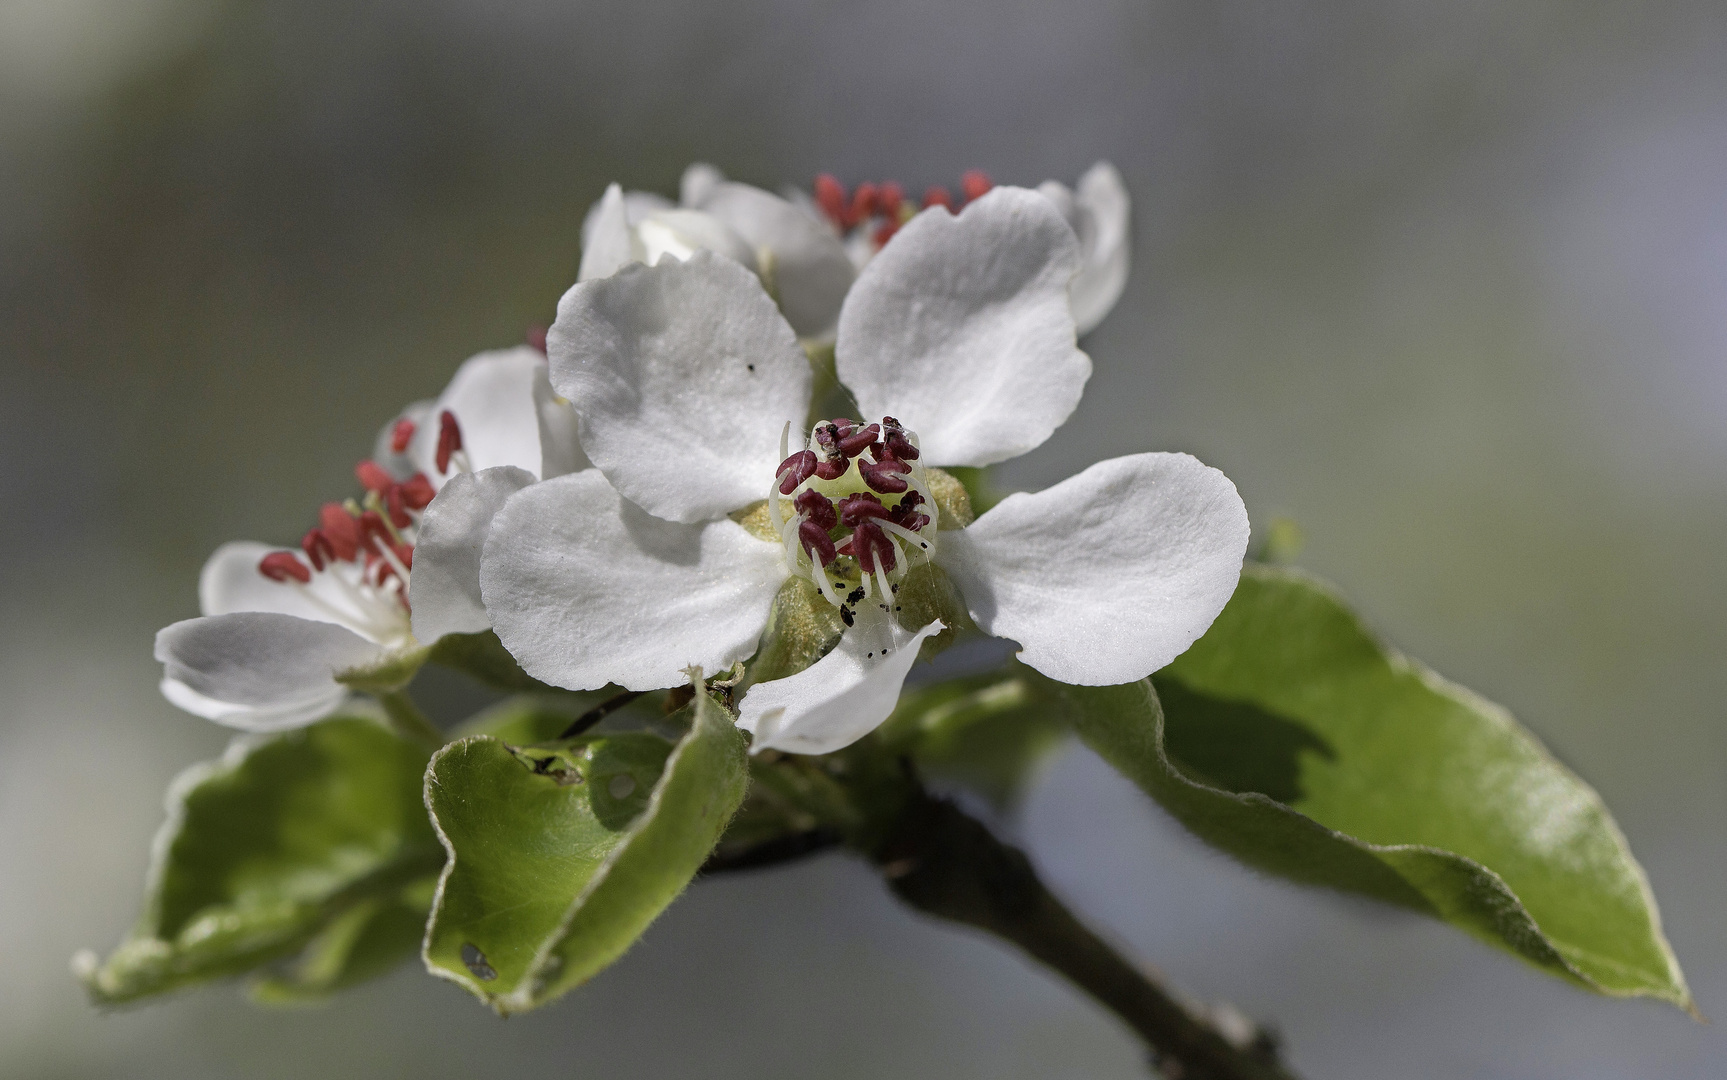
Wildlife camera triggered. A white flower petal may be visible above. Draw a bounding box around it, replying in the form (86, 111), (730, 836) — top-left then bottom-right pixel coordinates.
(1063, 162), (1131, 335)
(679, 161), (725, 208)
(409, 466), (537, 642)
(533, 369), (588, 479)
(546, 252), (811, 523)
(409, 346), (562, 483)
(737, 606), (943, 755)
(372, 399), (434, 479)
(155, 612), (387, 725)
(634, 208), (759, 273)
(936, 453), (1248, 686)
(160, 676), (348, 733)
(836, 186), (1091, 468)
(481, 470), (789, 691)
(199, 541), (362, 624)
(694, 180), (856, 339)
(578, 183), (638, 282)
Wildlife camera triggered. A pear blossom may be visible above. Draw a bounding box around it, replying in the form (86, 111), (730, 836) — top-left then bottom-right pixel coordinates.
(481, 188), (1247, 755)
(155, 346), (586, 732)
(580, 164), (856, 339)
(811, 163), (1132, 335)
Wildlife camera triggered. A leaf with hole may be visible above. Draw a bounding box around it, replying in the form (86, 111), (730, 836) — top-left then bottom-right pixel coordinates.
(422, 687), (748, 1013)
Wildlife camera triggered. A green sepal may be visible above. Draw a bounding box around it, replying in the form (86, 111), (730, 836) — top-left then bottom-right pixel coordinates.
(76, 716), (443, 1005)
(879, 671), (1067, 808)
(422, 687), (748, 1013)
(741, 577), (845, 691)
(1048, 563), (1690, 1008)
(335, 645), (429, 694)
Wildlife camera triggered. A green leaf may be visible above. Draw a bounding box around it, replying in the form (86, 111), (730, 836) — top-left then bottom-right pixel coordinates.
(76, 717), (443, 1004)
(423, 687), (748, 1013)
(426, 629), (547, 692)
(1050, 564), (1689, 1008)
(879, 671), (1067, 808)
(249, 876), (438, 1004)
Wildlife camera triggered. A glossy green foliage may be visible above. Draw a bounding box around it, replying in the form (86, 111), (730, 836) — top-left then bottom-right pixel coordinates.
(880, 672), (1068, 808)
(77, 717), (442, 1004)
(423, 688), (748, 1013)
(1053, 564), (1689, 1007)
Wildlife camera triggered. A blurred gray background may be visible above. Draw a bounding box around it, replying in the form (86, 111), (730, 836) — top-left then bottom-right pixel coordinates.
(5, 0), (1727, 1076)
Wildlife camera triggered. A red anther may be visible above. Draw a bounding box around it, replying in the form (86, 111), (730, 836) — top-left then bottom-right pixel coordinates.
(891, 491), (928, 530)
(873, 219), (900, 248)
(838, 492), (890, 527)
(849, 182), (879, 228)
(390, 417), (417, 454)
(358, 509), (393, 549)
(880, 417), (920, 461)
(814, 174), (848, 228)
(258, 551), (312, 584)
(301, 529), (336, 572)
(385, 485), (412, 528)
(394, 542), (415, 569)
(436, 410), (463, 474)
(798, 519), (837, 567)
(851, 520), (897, 574)
(776, 449), (817, 495)
(319, 503), (360, 561)
(860, 456), (909, 494)
(793, 488), (838, 530)
(355, 459), (394, 493)
(923, 186), (954, 210)
(838, 423), (880, 458)
(814, 456), (848, 481)
(398, 473), (435, 510)
(961, 170), (993, 202)
(526, 325), (548, 354)
(879, 181), (905, 218)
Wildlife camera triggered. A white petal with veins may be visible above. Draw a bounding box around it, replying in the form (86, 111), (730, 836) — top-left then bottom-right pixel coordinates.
(408, 346), (562, 482)
(481, 470), (789, 690)
(836, 187), (1091, 469)
(155, 612), (387, 728)
(937, 452), (1248, 685)
(547, 253), (811, 523)
(410, 465), (537, 642)
(737, 606), (944, 755)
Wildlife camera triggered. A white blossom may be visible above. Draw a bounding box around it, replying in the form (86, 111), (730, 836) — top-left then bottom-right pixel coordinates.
(579, 164), (856, 339)
(482, 189), (1247, 755)
(155, 347), (585, 731)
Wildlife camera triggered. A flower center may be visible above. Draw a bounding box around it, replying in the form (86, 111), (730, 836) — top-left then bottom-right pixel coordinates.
(250, 411), (470, 648)
(770, 416), (937, 626)
(812, 170), (994, 247)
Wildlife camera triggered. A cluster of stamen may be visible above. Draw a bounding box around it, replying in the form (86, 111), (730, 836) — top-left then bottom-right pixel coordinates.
(251, 410), (470, 647)
(813, 170), (994, 247)
(771, 416), (936, 626)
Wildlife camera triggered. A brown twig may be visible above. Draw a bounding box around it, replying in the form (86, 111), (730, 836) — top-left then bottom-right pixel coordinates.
(868, 790), (1301, 1080)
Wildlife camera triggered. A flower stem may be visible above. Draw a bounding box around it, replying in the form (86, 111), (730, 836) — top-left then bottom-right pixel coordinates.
(376, 690), (444, 751)
(869, 788), (1301, 1080)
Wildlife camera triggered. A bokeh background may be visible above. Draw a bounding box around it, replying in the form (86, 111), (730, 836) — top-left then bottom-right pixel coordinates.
(5, 0), (1727, 1076)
